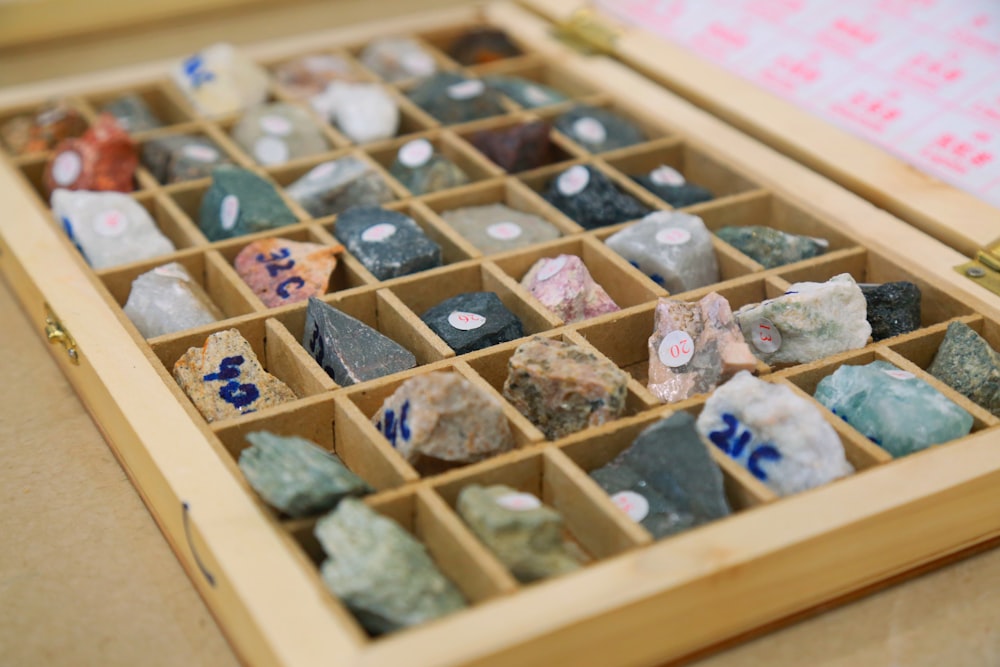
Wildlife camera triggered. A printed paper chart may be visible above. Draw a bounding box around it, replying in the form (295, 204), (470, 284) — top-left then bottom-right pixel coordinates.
(597, 0), (1000, 210)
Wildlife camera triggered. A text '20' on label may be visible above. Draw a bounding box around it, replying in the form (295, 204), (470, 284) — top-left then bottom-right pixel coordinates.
(658, 330), (695, 367)
(447, 311), (486, 331)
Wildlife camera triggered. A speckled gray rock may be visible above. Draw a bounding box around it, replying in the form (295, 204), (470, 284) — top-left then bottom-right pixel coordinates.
(456, 484), (582, 582)
(239, 431), (372, 517)
(389, 138), (470, 195)
(441, 203), (560, 254)
(861, 281), (921, 341)
(231, 102), (329, 166)
(407, 73), (505, 124)
(198, 166), (298, 241)
(716, 225), (827, 269)
(590, 412), (731, 538)
(123, 262), (222, 338)
(605, 211), (719, 292)
(285, 157), (395, 218)
(303, 297), (415, 386)
(332, 206), (441, 280)
(315, 498), (466, 635)
(554, 105), (645, 153)
(359, 36), (437, 82)
(310, 81), (399, 144)
(631, 164), (714, 207)
(483, 75), (568, 108)
(141, 134), (232, 184)
(421, 292), (524, 354)
(928, 321), (1000, 417)
(100, 93), (163, 133)
(543, 165), (649, 230)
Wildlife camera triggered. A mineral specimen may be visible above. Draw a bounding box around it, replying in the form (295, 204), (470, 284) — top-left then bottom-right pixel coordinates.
(230, 102), (329, 166)
(715, 225), (827, 269)
(631, 164), (714, 208)
(388, 138), (470, 195)
(408, 73), (505, 124)
(928, 321), (1000, 417)
(861, 281), (921, 341)
(310, 81), (399, 144)
(122, 262), (222, 338)
(554, 105), (645, 153)
(198, 166), (298, 241)
(520, 254), (620, 323)
(44, 114), (138, 194)
(0, 100), (86, 155)
(440, 203), (560, 254)
(542, 165), (649, 229)
(100, 93), (163, 133)
(332, 206), (441, 280)
(470, 120), (552, 172)
(448, 28), (523, 65)
(171, 42), (270, 116)
(483, 76), (568, 109)
(420, 292), (524, 354)
(358, 36), (438, 82)
(285, 157), (395, 218)
(234, 237), (343, 307)
(141, 134), (232, 184)
(272, 54), (360, 99)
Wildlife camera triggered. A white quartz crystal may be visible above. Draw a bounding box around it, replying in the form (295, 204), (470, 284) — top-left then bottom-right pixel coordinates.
(171, 43), (270, 116)
(123, 262), (221, 338)
(310, 81), (399, 144)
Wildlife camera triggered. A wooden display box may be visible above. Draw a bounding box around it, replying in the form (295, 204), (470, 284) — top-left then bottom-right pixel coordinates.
(3, 4), (1000, 667)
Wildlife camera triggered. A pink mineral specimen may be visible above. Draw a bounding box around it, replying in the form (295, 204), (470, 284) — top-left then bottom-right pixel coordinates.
(520, 254), (620, 323)
(234, 237), (344, 308)
(647, 292), (757, 403)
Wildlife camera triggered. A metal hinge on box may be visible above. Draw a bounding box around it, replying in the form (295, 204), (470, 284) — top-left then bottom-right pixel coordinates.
(44, 304), (79, 364)
(956, 244), (1000, 297)
(551, 6), (619, 55)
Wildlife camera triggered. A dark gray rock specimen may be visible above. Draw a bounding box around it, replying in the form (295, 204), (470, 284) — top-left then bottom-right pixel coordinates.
(315, 498), (466, 634)
(590, 411), (731, 538)
(101, 93), (164, 133)
(285, 157), (395, 218)
(332, 206), (442, 280)
(554, 105), (645, 153)
(141, 134), (232, 184)
(407, 73), (505, 124)
(631, 168), (714, 208)
(928, 320), (1000, 417)
(198, 166), (298, 241)
(239, 430), (372, 517)
(543, 165), (649, 230)
(421, 291), (524, 354)
(303, 297), (415, 386)
(715, 225), (827, 269)
(861, 281), (922, 341)
(483, 75), (568, 108)
(389, 153), (469, 195)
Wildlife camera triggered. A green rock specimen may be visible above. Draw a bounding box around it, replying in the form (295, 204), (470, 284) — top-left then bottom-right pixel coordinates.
(101, 93), (164, 133)
(554, 105), (645, 153)
(928, 320), (1000, 417)
(315, 498), (466, 635)
(861, 281), (922, 341)
(389, 139), (470, 195)
(716, 225), (827, 269)
(483, 75), (568, 108)
(198, 166), (298, 241)
(407, 73), (505, 124)
(814, 360), (973, 457)
(456, 484), (582, 583)
(239, 431), (372, 517)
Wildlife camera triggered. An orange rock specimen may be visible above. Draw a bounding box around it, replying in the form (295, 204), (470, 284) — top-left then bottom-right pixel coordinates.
(234, 237), (344, 308)
(43, 114), (137, 194)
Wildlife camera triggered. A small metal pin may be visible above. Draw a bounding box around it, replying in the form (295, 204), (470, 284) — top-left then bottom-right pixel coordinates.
(967, 266), (986, 278)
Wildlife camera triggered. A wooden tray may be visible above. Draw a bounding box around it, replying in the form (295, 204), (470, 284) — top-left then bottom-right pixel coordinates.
(3, 4), (1000, 667)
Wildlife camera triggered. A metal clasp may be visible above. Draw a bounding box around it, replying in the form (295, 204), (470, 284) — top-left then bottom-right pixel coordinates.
(44, 304), (79, 364)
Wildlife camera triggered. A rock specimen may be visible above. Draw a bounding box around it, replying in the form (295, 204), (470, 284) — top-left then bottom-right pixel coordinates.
(605, 211), (720, 292)
(503, 337), (628, 440)
(310, 81), (399, 144)
(408, 73), (505, 124)
(631, 164), (713, 207)
(285, 157), (395, 218)
(715, 226), (827, 269)
(735, 273), (871, 365)
(100, 93), (163, 133)
(198, 166), (298, 241)
(123, 262), (222, 338)
(928, 321), (1000, 417)
(272, 54), (360, 99)
(441, 203), (560, 254)
(1, 100), (86, 155)
(373, 371), (515, 464)
(332, 206), (441, 280)
(520, 254), (620, 323)
(231, 103), (329, 166)
(861, 281), (922, 341)
(484, 75), (568, 109)
(647, 293), (757, 403)
(814, 360), (973, 457)
(239, 431), (372, 517)
(234, 237), (343, 307)
(589, 412), (731, 538)
(457, 484), (581, 582)
(421, 292), (524, 354)
(697, 371), (853, 495)
(303, 297), (416, 385)
(543, 165), (649, 229)
(554, 105), (645, 153)
(448, 28), (522, 64)
(388, 138), (470, 195)
(51, 189), (176, 269)
(141, 134), (232, 184)
(315, 498), (466, 634)
(359, 36), (437, 82)
(470, 121), (552, 172)
(173, 328), (297, 422)
(172, 42), (269, 116)
(44, 114), (137, 194)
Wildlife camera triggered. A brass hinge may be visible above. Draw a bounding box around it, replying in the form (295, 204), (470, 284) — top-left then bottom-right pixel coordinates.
(552, 7), (620, 56)
(44, 304), (79, 364)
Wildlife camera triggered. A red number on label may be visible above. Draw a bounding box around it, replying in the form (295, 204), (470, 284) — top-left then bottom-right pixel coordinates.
(669, 340), (692, 358)
(758, 324), (772, 342)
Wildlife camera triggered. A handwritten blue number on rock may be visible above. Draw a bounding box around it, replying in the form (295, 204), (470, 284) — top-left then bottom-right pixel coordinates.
(708, 413), (782, 482)
(276, 277), (306, 299)
(202, 355), (259, 410)
(399, 400), (411, 442)
(383, 408), (397, 446)
(747, 445), (781, 481)
(183, 54), (215, 88)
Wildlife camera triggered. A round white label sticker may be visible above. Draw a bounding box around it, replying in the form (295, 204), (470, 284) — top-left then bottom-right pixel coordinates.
(495, 492), (541, 512)
(52, 150), (82, 186)
(447, 79), (485, 100)
(655, 227), (692, 246)
(657, 330), (695, 367)
(611, 491), (650, 522)
(807, 235), (831, 249)
(254, 136), (289, 165)
(259, 114), (293, 136)
(523, 85), (551, 106)
(361, 223), (397, 242)
(447, 310), (486, 331)
(750, 318), (781, 353)
(153, 264), (191, 281)
(398, 138), (433, 168)
(650, 164), (686, 187)
(220, 195), (240, 231)
(884, 369), (915, 381)
(404, 51), (436, 77)
(182, 144), (219, 162)
(537, 256), (568, 281)
(572, 116), (607, 145)
(307, 161), (336, 181)
(557, 165), (590, 196)
(92, 209), (129, 237)
(486, 222), (523, 241)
